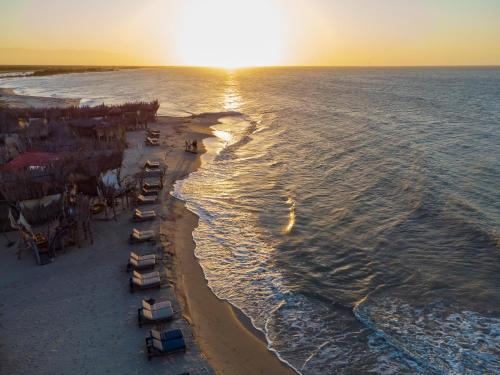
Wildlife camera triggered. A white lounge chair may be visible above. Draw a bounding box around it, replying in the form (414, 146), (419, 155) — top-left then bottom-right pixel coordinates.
(144, 168), (162, 177)
(141, 186), (160, 196)
(144, 181), (162, 190)
(145, 137), (159, 146)
(130, 228), (155, 243)
(130, 270), (161, 293)
(137, 194), (158, 205)
(132, 208), (156, 222)
(145, 160), (160, 169)
(127, 251), (156, 271)
(138, 299), (174, 326)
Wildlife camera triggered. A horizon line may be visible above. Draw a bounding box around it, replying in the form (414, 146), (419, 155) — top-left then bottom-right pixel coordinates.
(1, 64), (499, 69)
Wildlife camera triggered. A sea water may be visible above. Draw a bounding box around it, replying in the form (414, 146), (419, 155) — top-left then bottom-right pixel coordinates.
(2, 67), (499, 374)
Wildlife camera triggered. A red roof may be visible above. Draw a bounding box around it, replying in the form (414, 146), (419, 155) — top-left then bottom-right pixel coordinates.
(1, 151), (61, 172)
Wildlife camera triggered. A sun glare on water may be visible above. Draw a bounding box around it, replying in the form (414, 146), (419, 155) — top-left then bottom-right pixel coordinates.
(175, 0), (285, 68)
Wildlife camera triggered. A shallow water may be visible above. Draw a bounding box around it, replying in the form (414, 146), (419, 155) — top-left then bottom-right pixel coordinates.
(3, 67), (499, 374)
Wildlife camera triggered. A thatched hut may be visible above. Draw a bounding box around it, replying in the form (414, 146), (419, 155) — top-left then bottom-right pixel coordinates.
(69, 118), (125, 143)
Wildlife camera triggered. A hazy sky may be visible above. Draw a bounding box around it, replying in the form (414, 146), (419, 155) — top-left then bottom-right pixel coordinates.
(1, 0), (499, 66)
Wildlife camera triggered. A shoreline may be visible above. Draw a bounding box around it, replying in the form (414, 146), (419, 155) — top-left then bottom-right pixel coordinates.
(0, 87), (80, 108)
(165, 119), (297, 375)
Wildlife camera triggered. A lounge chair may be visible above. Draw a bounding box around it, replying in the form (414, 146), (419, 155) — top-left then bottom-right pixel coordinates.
(144, 167), (162, 177)
(138, 299), (174, 327)
(127, 251), (156, 271)
(145, 328), (186, 361)
(130, 270), (161, 293)
(130, 228), (155, 244)
(136, 194), (158, 205)
(147, 129), (160, 137)
(91, 203), (106, 215)
(132, 208), (156, 222)
(141, 186), (160, 196)
(145, 160), (160, 169)
(144, 181), (162, 190)
(145, 137), (159, 146)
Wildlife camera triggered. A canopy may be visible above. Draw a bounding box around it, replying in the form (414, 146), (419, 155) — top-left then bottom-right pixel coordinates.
(0, 151), (61, 172)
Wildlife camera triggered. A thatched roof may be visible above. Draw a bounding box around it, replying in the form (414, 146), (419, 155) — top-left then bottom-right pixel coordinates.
(0, 100), (159, 122)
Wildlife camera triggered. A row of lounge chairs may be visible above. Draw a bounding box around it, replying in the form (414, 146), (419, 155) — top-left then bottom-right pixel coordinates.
(128, 154), (187, 362)
(127, 258), (187, 360)
(136, 160), (162, 206)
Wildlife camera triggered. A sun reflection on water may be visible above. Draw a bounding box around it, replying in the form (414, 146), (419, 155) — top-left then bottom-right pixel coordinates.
(284, 197), (296, 234)
(212, 129), (233, 144)
(223, 72), (242, 111)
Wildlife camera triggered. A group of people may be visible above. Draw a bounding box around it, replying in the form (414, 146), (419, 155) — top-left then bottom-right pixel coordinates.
(184, 139), (198, 153)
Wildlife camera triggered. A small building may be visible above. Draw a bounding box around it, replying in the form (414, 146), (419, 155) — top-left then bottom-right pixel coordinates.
(69, 119), (125, 143)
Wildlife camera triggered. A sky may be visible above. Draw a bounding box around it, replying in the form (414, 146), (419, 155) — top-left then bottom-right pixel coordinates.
(1, 0), (499, 67)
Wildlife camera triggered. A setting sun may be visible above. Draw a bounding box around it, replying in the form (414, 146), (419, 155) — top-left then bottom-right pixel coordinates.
(175, 0), (285, 68)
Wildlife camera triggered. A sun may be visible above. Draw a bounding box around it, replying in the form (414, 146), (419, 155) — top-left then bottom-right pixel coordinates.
(175, 0), (285, 68)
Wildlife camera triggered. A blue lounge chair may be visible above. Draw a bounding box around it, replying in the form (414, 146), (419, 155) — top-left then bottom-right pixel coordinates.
(145, 329), (186, 361)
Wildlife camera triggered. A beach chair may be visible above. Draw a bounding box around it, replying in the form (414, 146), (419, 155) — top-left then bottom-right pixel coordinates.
(145, 328), (186, 361)
(132, 208), (156, 222)
(144, 167), (162, 177)
(144, 160), (160, 169)
(130, 270), (161, 293)
(136, 194), (158, 205)
(91, 203), (106, 215)
(130, 228), (155, 244)
(138, 299), (174, 327)
(144, 181), (162, 190)
(127, 251), (156, 271)
(145, 137), (159, 146)
(141, 186), (160, 196)
(147, 129), (160, 138)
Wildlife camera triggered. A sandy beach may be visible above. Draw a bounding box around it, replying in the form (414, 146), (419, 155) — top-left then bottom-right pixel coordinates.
(0, 98), (295, 374)
(0, 87), (80, 108)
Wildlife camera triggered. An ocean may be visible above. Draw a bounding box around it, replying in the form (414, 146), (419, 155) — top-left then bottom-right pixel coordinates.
(2, 67), (499, 374)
